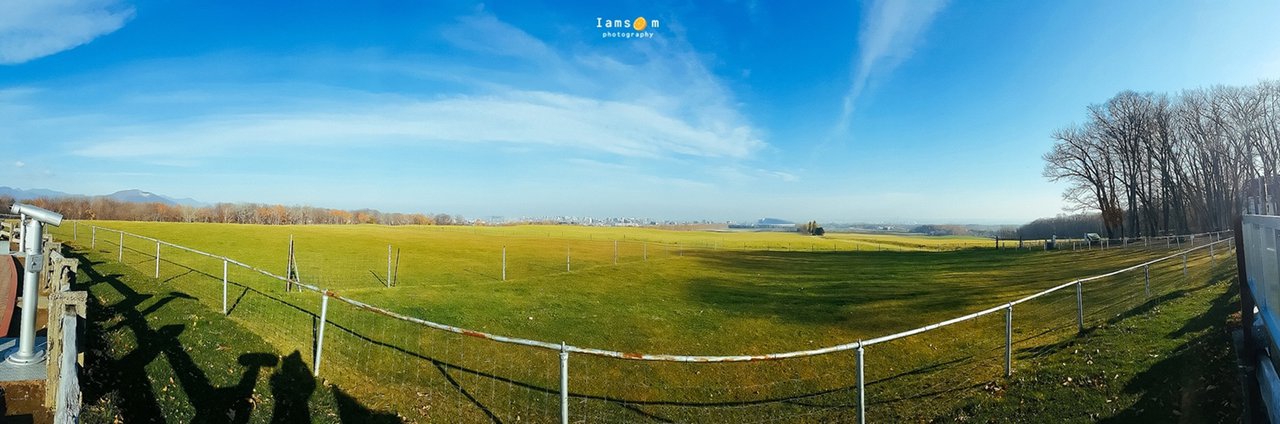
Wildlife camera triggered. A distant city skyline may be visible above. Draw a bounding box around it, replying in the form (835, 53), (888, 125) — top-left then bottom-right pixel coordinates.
(2, 1), (1278, 223)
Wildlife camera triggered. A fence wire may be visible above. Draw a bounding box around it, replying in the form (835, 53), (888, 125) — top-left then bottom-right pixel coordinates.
(53, 222), (1233, 422)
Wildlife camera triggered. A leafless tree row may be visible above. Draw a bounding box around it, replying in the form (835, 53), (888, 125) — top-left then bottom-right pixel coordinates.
(1044, 80), (1280, 238)
(0, 195), (466, 226)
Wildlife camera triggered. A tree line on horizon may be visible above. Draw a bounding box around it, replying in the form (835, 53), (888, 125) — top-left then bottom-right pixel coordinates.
(0, 195), (467, 226)
(1043, 79), (1280, 239)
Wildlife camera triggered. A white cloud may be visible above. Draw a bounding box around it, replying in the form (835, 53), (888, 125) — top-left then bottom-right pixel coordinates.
(71, 89), (763, 161)
(13, 161), (24, 167)
(441, 13), (555, 61)
(0, 0), (134, 64)
(761, 169), (798, 182)
(64, 11), (766, 164)
(834, 0), (947, 134)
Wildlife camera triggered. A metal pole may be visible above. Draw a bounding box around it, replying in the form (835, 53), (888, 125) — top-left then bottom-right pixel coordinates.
(1211, 243), (1216, 260)
(73, 221), (77, 241)
(566, 246), (570, 272)
(614, 240), (618, 265)
(1076, 281), (1084, 332)
(643, 242), (647, 261)
(155, 241), (161, 278)
(1235, 217), (1264, 420)
(1183, 253), (1188, 277)
(387, 244), (393, 288)
(8, 216), (45, 364)
(91, 226), (96, 249)
(118, 231), (123, 262)
(560, 342), (569, 424)
(856, 341), (865, 424)
(314, 293), (329, 377)
(222, 259), (228, 315)
(1005, 303), (1013, 377)
(1144, 265), (1150, 297)
(502, 246), (507, 281)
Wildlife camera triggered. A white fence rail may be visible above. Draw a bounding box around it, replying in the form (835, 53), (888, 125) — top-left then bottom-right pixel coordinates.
(66, 223), (1234, 422)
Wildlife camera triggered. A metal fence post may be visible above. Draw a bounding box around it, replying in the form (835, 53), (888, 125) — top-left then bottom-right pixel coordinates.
(1182, 253), (1188, 277)
(91, 226), (96, 249)
(155, 241), (160, 278)
(118, 232), (123, 262)
(1005, 303), (1013, 377)
(566, 246), (571, 272)
(387, 244), (393, 287)
(502, 246), (507, 281)
(856, 341), (866, 424)
(560, 342), (569, 424)
(73, 221), (77, 241)
(1075, 281), (1084, 332)
(314, 293), (329, 377)
(1144, 265), (1150, 297)
(222, 259), (228, 315)
(1211, 243), (1215, 260)
(614, 240), (618, 265)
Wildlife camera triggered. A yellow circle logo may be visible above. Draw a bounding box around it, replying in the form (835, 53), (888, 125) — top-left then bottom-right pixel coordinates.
(634, 17), (647, 31)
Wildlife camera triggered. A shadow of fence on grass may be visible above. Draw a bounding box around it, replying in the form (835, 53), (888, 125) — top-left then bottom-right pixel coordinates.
(73, 252), (399, 423)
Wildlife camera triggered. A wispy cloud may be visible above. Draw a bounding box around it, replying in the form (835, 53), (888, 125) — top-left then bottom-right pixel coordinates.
(834, 0), (947, 134)
(72, 89), (763, 160)
(60, 10), (766, 165)
(0, 0), (134, 64)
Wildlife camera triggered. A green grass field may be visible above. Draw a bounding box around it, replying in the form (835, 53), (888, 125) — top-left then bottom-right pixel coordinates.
(51, 221), (1235, 422)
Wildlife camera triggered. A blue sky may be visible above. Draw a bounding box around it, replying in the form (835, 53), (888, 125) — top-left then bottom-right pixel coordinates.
(2, 1), (1278, 223)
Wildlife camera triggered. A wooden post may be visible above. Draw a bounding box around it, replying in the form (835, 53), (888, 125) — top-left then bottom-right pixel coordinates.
(286, 235), (297, 292)
(45, 290), (87, 408)
(222, 259), (228, 315)
(392, 249), (401, 287)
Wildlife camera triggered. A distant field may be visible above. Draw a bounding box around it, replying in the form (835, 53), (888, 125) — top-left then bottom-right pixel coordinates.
(52, 220), (1230, 421)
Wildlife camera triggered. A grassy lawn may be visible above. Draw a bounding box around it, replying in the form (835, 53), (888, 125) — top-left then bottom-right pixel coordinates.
(72, 247), (401, 423)
(941, 263), (1242, 423)
(51, 221), (1238, 422)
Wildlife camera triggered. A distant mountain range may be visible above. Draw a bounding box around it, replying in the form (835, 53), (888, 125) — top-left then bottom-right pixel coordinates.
(0, 186), (205, 207)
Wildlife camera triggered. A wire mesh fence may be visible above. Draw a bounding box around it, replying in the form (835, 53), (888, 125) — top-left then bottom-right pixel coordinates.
(49, 222), (1234, 422)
